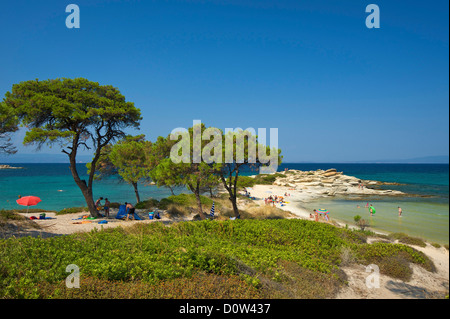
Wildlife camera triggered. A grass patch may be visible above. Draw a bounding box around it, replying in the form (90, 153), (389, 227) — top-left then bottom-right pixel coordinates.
(0, 209), (29, 222)
(388, 232), (427, 247)
(356, 242), (436, 281)
(57, 207), (88, 215)
(36, 273), (262, 299)
(252, 173), (284, 185)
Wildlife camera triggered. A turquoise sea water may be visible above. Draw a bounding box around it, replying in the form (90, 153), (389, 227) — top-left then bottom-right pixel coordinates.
(278, 163), (449, 244)
(0, 163), (448, 243)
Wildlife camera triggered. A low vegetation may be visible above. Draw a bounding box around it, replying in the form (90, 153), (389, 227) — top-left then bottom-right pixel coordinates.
(387, 232), (427, 248)
(0, 218), (437, 299)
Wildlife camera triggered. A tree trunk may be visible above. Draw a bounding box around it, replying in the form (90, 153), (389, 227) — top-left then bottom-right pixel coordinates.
(219, 166), (241, 218)
(68, 157), (99, 217)
(66, 136), (100, 217)
(168, 186), (175, 196)
(230, 195), (240, 218)
(188, 182), (206, 220)
(195, 192), (205, 219)
(132, 182), (141, 203)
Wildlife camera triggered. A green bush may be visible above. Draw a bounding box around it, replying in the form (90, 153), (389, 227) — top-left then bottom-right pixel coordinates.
(235, 176), (256, 188)
(0, 218), (437, 299)
(252, 173), (284, 185)
(388, 233), (426, 248)
(0, 209), (28, 221)
(160, 194), (213, 209)
(135, 198), (160, 210)
(57, 207), (88, 215)
(356, 242), (436, 280)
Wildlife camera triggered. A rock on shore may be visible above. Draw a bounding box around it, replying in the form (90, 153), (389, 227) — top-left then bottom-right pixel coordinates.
(272, 168), (405, 197)
(0, 164), (24, 169)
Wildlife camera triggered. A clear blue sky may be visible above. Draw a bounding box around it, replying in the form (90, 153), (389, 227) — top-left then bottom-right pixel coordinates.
(0, 0), (448, 162)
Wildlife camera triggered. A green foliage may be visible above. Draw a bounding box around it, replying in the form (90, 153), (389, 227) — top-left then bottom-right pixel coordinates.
(57, 207), (88, 215)
(90, 135), (152, 203)
(4, 78), (141, 151)
(353, 215), (369, 231)
(252, 173), (284, 185)
(356, 242), (436, 280)
(0, 210), (28, 223)
(0, 219), (436, 298)
(235, 176), (256, 188)
(163, 193), (213, 208)
(3, 78), (142, 215)
(135, 199), (161, 210)
(388, 233), (427, 248)
(36, 273), (262, 299)
(0, 102), (18, 154)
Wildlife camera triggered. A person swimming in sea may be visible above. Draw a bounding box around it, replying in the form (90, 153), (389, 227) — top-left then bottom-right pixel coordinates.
(369, 204), (375, 216)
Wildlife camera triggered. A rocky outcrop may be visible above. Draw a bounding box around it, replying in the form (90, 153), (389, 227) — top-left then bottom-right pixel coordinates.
(273, 169), (405, 198)
(0, 165), (24, 169)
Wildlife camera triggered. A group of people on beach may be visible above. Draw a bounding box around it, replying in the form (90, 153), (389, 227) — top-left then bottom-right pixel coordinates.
(95, 197), (110, 217)
(356, 202), (403, 216)
(94, 198), (143, 221)
(310, 209), (330, 222)
(264, 193), (290, 207)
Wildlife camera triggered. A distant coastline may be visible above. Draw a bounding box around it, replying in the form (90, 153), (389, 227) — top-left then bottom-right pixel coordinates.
(0, 165), (24, 170)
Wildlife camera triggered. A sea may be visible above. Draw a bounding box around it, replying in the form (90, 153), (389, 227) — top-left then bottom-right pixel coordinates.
(0, 163), (448, 244)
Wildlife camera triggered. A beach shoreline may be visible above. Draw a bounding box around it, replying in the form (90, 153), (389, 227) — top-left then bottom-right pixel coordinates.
(240, 169), (448, 244)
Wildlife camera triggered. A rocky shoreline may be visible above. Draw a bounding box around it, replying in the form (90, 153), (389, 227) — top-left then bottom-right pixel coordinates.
(0, 164), (24, 169)
(271, 168), (406, 198)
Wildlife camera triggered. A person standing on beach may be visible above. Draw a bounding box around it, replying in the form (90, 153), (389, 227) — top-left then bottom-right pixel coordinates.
(95, 197), (103, 210)
(398, 206), (402, 216)
(125, 202), (135, 221)
(313, 209), (319, 222)
(104, 198), (110, 217)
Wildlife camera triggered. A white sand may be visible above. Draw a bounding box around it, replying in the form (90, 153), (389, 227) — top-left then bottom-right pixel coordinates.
(244, 184), (313, 219)
(15, 211), (169, 237)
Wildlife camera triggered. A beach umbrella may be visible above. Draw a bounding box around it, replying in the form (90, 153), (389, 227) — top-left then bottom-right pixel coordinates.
(210, 202), (215, 219)
(16, 196), (42, 213)
(316, 209), (329, 214)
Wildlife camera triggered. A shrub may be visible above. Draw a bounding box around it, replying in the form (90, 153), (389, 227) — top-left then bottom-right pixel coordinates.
(166, 204), (190, 218)
(236, 176), (256, 188)
(57, 207), (88, 215)
(159, 194), (213, 209)
(356, 242), (436, 280)
(0, 209), (28, 221)
(135, 198), (160, 210)
(252, 173), (284, 185)
(388, 233), (426, 248)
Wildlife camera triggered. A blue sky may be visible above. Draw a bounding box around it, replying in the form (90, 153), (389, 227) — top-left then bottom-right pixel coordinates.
(0, 0), (448, 162)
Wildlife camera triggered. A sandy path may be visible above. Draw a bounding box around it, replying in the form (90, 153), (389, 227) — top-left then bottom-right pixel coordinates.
(16, 211), (167, 237)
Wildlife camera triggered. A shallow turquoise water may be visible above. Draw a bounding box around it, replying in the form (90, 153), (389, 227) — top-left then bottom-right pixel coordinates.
(300, 197), (449, 244)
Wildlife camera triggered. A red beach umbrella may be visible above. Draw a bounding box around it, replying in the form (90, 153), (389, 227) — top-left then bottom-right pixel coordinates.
(16, 196), (42, 212)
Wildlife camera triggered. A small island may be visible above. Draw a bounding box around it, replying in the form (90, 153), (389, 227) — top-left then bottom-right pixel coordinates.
(0, 165), (24, 170)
